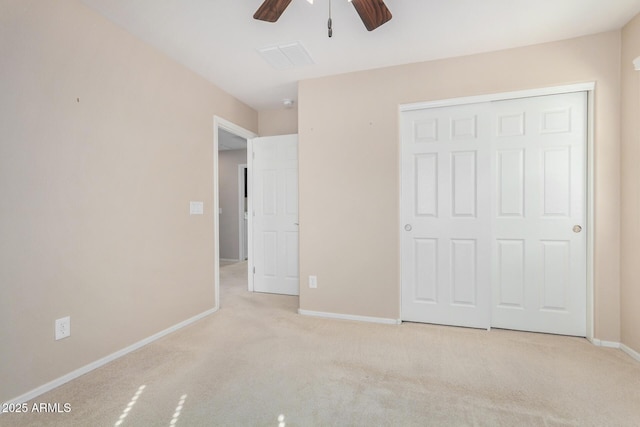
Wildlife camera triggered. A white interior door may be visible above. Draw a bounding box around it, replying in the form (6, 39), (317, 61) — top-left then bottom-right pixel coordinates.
(491, 92), (586, 336)
(252, 134), (299, 295)
(401, 103), (492, 329)
(401, 92), (587, 336)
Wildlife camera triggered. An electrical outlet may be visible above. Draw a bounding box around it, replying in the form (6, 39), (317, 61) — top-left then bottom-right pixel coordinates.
(55, 316), (71, 340)
(309, 275), (317, 289)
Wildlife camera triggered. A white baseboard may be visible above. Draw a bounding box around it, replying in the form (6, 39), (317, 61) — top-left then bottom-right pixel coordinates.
(219, 258), (241, 262)
(298, 309), (401, 325)
(620, 343), (640, 362)
(2, 307), (218, 407)
(590, 338), (640, 362)
(590, 338), (620, 349)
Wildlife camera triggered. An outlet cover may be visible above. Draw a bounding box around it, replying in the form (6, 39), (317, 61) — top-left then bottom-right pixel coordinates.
(55, 316), (71, 340)
(309, 275), (317, 289)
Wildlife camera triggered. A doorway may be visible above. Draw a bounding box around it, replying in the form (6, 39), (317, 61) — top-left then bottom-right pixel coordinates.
(400, 86), (593, 337)
(218, 130), (247, 261)
(213, 117), (257, 308)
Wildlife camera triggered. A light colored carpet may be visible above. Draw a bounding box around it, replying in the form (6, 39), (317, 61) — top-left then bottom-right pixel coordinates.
(2, 261), (639, 426)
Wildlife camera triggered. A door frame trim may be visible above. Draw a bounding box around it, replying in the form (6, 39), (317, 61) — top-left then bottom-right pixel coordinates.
(398, 82), (595, 340)
(213, 116), (257, 309)
(238, 163), (248, 262)
(400, 83), (595, 112)
(247, 138), (254, 292)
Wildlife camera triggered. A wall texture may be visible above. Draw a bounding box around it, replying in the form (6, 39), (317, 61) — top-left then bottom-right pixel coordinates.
(298, 31), (622, 342)
(0, 0), (257, 402)
(258, 107), (299, 136)
(621, 14), (640, 353)
(219, 149), (248, 260)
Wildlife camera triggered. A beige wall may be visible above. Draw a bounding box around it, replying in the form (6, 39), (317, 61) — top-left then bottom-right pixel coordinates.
(621, 13), (640, 353)
(298, 31), (622, 341)
(0, 0), (257, 402)
(219, 149), (248, 260)
(258, 107), (299, 136)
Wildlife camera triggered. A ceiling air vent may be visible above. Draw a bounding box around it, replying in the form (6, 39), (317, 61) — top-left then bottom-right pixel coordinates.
(257, 41), (314, 70)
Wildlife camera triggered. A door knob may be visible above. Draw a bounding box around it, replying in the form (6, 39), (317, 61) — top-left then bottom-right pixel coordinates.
(404, 224), (412, 231)
(573, 225), (582, 233)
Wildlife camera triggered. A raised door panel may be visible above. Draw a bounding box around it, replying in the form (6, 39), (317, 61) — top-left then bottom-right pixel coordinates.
(414, 238), (438, 303)
(540, 240), (570, 311)
(450, 239), (477, 306)
(496, 239), (525, 309)
(542, 147), (571, 218)
(261, 169), (278, 216)
(496, 150), (525, 218)
(451, 152), (477, 218)
(415, 154), (438, 217)
(263, 231), (278, 278)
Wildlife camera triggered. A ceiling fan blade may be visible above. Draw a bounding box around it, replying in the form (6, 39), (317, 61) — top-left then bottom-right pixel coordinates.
(351, 0), (392, 31)
(253, 0), (293, 23)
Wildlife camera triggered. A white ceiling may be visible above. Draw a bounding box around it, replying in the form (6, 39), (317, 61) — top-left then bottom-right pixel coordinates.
(81, 0), (640, 111)
(218, 128), (247, 151)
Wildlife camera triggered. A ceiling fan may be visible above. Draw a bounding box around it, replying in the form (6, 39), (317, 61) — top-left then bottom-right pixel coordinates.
(253, 0), (392, 32)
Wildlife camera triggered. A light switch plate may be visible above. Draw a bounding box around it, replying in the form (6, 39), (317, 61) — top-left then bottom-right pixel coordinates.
(190, 201), (204, 215)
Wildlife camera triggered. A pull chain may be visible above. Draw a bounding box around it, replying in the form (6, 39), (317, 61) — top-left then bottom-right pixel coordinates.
(328, 0), (333, 37)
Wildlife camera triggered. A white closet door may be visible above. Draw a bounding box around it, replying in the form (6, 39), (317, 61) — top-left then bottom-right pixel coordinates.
(252, 134), (299, 296)
(491, 92), (586, 336)
(401, 92), (587, 336)
(401, 103), (492, 329)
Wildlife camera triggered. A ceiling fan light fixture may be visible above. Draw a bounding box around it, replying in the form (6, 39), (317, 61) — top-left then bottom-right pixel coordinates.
(253, 0), (391, 32)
